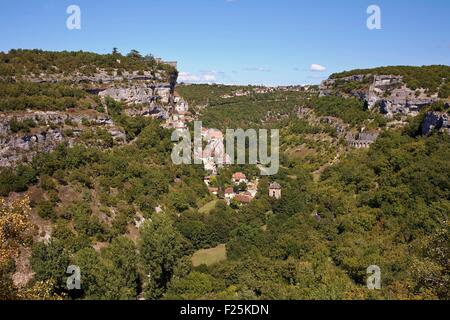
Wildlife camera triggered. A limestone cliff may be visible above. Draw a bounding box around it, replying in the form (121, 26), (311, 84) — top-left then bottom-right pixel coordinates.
(320, 74), (440, 117)
(0, 110), (127, 167)
(20, 68), (178, 117)
(0, 50), (179, 168)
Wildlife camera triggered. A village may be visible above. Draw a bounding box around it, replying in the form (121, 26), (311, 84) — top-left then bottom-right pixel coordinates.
(204, 171), (282, 206)
(166, 92), (282, 206)
(219, 85), (315, 99)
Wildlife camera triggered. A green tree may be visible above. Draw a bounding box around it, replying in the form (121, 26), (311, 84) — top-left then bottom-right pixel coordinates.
(31, 240), (70, 292)
(139, 214), (186, 299)
(164, 272), (215, 300)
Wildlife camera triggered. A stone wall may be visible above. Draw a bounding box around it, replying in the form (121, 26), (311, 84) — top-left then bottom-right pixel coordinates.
(345, 131), (379, 149)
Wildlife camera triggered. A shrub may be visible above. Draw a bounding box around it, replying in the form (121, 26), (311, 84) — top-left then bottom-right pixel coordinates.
(9, 118), (36, 133)
(40, 175), (56, 191)
(37, 200), (56, 220)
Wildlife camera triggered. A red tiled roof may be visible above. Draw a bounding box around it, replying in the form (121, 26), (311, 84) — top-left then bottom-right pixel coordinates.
(232, 172), (247, 180)
(235, 194), (252, 203)
(225, 187), (234, 194)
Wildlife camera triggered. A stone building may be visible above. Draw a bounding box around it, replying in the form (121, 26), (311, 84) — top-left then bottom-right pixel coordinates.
(269, 182), (282, 199)
(346, 131), (379, 149)
(232, 172), (248, 185)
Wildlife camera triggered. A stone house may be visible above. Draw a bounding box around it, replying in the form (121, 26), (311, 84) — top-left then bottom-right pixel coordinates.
(232, 172), (248, 185)
(269, 182), (282, 199)
(224, 187), (235, 200)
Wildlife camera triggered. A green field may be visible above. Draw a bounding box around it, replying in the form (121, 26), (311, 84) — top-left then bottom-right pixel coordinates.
(198, 199), (219, 214)
(191, 244), (227, 267)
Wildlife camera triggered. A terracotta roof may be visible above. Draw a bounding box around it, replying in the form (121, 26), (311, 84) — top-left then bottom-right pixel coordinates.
(235, 194), (252, 203)
(232, 172), (247, 180)
(225, 187), (234, 194)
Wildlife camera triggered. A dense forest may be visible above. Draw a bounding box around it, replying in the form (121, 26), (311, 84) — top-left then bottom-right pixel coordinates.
(1, 64), (449, 300)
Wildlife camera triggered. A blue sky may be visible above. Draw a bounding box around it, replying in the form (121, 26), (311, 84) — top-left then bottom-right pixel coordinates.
(1, 0), (449, 85)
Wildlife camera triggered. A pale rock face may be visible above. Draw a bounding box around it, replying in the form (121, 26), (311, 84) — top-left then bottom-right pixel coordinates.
(320, 74), (439, 117)
(19, 66), (177, 116)
(0, 64), (179, 168)
(124, 102), (169, 120)
(0, 111), (126, 167)
(108, 128), (127, 142)
(99, 83), (173, 105)
(370, 76), (438, 117)
(22, 69), (169, 85)
(0, 128), (64, 167)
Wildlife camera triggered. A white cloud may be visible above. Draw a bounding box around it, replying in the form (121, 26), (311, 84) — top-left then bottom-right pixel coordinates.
(178, 70), (221, 83)
(310, 64), (327, 72)
(178, 72), (200, 82)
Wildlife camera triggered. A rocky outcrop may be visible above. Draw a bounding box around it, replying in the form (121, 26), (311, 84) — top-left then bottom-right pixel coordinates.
(421, 111), (450, 135)
(0, 128), (64, 167)
(370, 75), (438, 117)
(21, 69), (173, 85)
(20, 67), (178, 117)
(0, 111), (126, 167)
(0, 54), (179, 168)
(124, 103), (168, 119)
(98, 83), (174, 105)
(320, 74), (439, 117)
(319, 74), (368, 97)
(296, 107), (379, 148)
